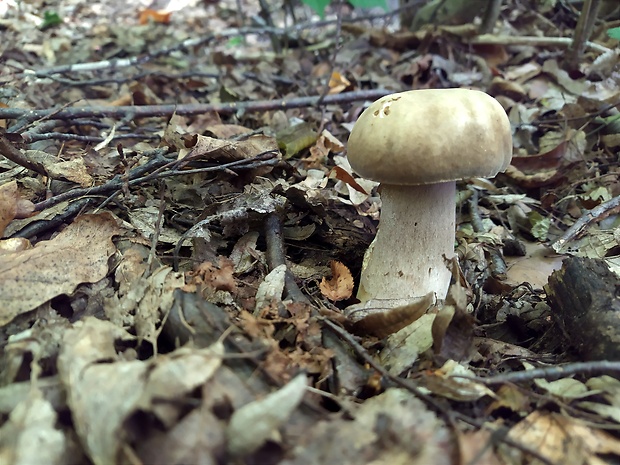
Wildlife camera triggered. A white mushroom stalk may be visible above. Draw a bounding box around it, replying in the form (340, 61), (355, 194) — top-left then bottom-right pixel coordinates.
(347, 89), (512, 305)
(356, 182), (455, 304)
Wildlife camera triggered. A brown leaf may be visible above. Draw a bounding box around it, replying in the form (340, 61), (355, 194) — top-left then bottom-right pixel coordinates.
(0, 213), (120, 325)
(139, 9), (171, 24)
(347, 292), (435, 338)
(0, 180), (18, 236)
(319, 260), (353, 302)
(328, 166), (368, 195)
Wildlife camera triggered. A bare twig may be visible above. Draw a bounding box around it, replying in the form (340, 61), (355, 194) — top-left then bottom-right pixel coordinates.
(567, 0), (602, 68)
(551, 193), (620, 253)
(479, 0), (503, 34)
(0, 89), (392, 124)
(321, 318), (555, 465)
(12, 198), (96, 239)
(32, 149), (172, 211)
(264, 213), (311, 304)
(462, 360), (620, 385)
(471, 34), (610, 54)
(0, 135), (48, 176)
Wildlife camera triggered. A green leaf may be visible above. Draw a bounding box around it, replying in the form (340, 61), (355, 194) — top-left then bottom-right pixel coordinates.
(528, 211), (550, 242)
(608, 27), (620, 40)
(350, 0), (388, 10)
(276, 122), (318, 159)
(302, 0), (387, 17)
(303, 0), (331, 17)
(40, 11), (62, 30)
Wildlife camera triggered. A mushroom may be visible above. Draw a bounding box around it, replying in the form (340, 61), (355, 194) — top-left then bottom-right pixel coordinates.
(347, 88), (512, 305)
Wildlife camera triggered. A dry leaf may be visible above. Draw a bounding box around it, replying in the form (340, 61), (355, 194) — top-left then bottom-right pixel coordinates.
(58, 317), (224, 465)
(346, 292), (435, 338)
(328, 71), (351, 94)
(328, 166), (368, 195)
(0, 213), (119, 325)
(0, 181), (18, 235)
(139, 9), (171, 24)
(319, 260), (354, 302)
(504, 411), (620, 464)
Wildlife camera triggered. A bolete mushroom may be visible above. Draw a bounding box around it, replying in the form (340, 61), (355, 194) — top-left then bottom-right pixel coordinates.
(347, 88), (512, 305)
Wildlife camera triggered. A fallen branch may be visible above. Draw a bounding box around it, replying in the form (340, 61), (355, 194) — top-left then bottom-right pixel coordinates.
(551, 193), (620, 253)
(462, 360), (620, 385)
(0, 89), (392, 124)
(471, 34), (611, 54)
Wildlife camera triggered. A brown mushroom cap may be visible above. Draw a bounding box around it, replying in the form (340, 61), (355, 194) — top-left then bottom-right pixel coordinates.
(347, 89), (513, 185)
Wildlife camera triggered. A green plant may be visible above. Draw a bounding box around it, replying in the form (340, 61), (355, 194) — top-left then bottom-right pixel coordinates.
(607, 27), (620, 40)
(302, 0), (387, 18)
(40, 11), (62, 30)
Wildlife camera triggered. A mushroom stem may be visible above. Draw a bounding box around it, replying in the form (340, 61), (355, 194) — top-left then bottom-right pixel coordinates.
(357, 182), (455, 304)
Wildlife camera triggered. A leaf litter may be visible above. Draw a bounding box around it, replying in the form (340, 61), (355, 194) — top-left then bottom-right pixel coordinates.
(1, 0), (620, 464)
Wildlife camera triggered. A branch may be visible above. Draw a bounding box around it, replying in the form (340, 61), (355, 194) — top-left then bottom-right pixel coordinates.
(471, 34), (611, 54)
(0, 89), (392, 123)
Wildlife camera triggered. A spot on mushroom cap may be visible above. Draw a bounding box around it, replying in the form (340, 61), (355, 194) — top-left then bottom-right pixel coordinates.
(347, 89), (513, 185)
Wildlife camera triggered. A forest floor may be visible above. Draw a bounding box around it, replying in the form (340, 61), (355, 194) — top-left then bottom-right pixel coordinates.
(1, 0), (620, 464)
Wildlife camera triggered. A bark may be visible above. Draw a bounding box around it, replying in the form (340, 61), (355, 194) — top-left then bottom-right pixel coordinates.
(546, 257), (620, 361)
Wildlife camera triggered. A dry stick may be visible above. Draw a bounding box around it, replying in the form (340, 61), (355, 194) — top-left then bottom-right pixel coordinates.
(321, 318), (555, 465)
(316, 0), (345, 109)
(32, 149), (171, 211)
(264, 212), (311, 305)
(567, 0), (602, 69)
(551, 193), (620, 253)
(0, 89), (393, 123)
(12, 198), (95, 239)
(462, 360), (620, 386)
(0, 135), (48, 176)
(23, 132), (158, 143)
(471, 34), (611, 54)
(479, 0), (503, 34)
(33, 151), (279, 213)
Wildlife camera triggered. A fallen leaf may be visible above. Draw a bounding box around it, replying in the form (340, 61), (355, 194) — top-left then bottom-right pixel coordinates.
(329, 165), (368, 194)
(0, 213), (120, 325)
(139, 9), (171, 24)
(0, 181), (18, 235)
(319, 260), (353, 302)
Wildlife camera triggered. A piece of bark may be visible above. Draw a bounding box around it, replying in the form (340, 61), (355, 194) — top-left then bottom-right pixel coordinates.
(545, 257), (620, 360)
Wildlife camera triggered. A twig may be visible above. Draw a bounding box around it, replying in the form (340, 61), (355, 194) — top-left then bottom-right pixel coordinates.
(0, 89), (393, 123)
(321, 318), (555, 465)
(32, 149), (172, 211)
(479, 0), (503, 34)
(471, 34), (611, 54)
(567, 0), (602, 68)
(551, 193), (620, 253)
(0, 135), (48, 176)
(21, 132), (158, 143)
(316, 0), (345, 108)
(11, 198), (96, 239)
(462, 360), (620, 385)
(264, 212), (311, 304)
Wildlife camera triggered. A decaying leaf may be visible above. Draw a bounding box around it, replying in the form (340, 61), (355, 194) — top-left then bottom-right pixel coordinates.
(0, 213), (120, 325)
(328, 165), (368, 195)
(184, 134), (279, 163)
(345, 292), (435, 338)
(226, 373), (308, 456)
(0, 181), (18, 235)
(420, 360), (495, 402)
(502, 411), (620, 465)
(254, 264), (286, 314)
(58, 318), (224, 465)
(0, 391), (66, 465)
(319, 260), (353, 302)
(276, 122), (318, 158)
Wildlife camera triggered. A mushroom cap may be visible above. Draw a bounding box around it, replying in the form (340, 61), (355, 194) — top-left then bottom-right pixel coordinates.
(347, 89), (513, 185)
